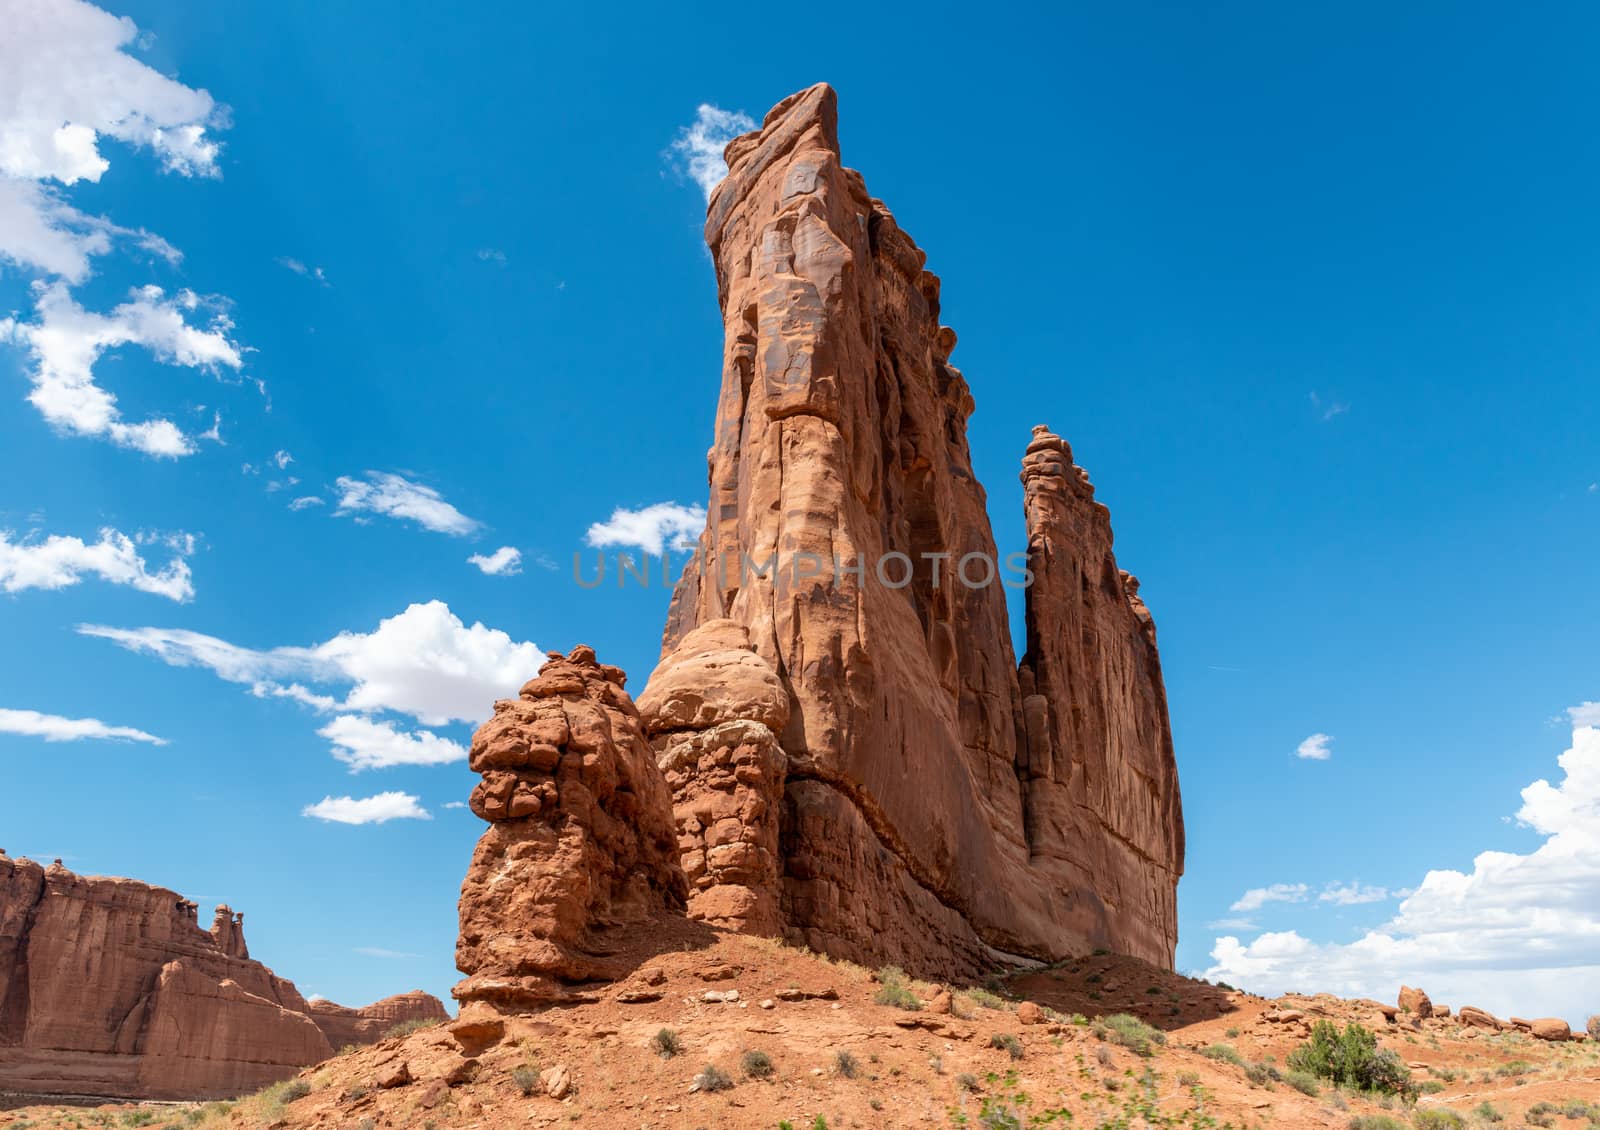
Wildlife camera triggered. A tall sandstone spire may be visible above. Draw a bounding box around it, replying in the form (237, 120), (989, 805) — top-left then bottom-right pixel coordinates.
(643, 83), (1184, 977)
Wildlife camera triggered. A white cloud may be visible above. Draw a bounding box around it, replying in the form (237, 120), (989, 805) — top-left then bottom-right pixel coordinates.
(334, 472), (480, 536)
(475, 248), (506, 264)
(1205, 917), (1257, 931)
(585, 501), (705, 556)
(1230, 883), (1309, 912)
(354, 946), (420, 959)
(252, 681), (337, 712)
(276, 258), (328, 285)
(272, 449), (293, 469)
(81, 599), (544, 727)
(1309, 391), (1349, 421)
(0, 0), (221, 281)
(1319, 881), (1390, 906)
(669, 104), (755, 200)
(442, 801), (466, 810)
(288, 496), (324, 511)
(0, 526), (193, 600)
(468, 545), (522, 576)
(1569, 702), (1600, 728)
(0, 706), (164, 744)
(1206, 717), (1600, 1023)
(1, 282), (244, 456)
(319, 714), (466, 772)
(1295, 732), (1333, 760)
(302, 792), (430, 825)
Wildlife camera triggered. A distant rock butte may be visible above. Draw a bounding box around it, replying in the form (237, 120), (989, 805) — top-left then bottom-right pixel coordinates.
(0, 853), (446, 1100)
(454, 82), (1183, 998)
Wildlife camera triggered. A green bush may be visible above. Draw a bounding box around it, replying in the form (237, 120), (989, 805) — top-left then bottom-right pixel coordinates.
(1286, 1020), (1413, 1097)
(1345, 1118), (1404, 1130)
(1526, 1102), (1560, 1128)
(872, 966), (922, 1011)
(381, 1017), (438, 1039)
(651, 1027), (682, 1059)
(1410, 1111), (1464, 1129)
(989, 1032), (1024, 1060)
(277, 1079), (311, 1103)
(1094, 1013), (1166, 1057)
(1471, 1101), (1503, 1123)
(1199, 1043), (1247, 1067)
(1284, 1069), (1319, 1096)
(740, 1049), (775, 1080)
(1244, 1060), (1281, 1086)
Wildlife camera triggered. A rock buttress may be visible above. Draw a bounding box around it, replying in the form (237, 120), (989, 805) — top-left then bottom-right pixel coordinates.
(454, 647), (687, 1010)
(647, 83), (1184, 976)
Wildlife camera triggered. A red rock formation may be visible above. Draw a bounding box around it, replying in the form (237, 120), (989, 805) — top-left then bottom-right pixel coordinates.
(646, 83), (1184, 977)
(0, 852), (446, 1100)
(454, 647), (687, 1010)
(307, 990), (450, 1050)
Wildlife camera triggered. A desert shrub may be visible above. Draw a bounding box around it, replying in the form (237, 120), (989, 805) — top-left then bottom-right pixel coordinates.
(1284, 1069), (1320, 1096)
(741, 1049), (775, 1080)
(989, 1032), (1024, 1060)
(1472, 1101), (1503, 1123)
(1225, 1027), (1241, 1038)
(956, 1072), (980, 1092)
(1287, 1020), (1413, 1097)
(695, 1064), (734, 1092)
(1094, 1012), (1166, 1057)
(873, 966), (921, 1011)
(1177, 1071), (1201, 1086)
(1200, 1043), (1247, 1067)
(1527, 1102), (1561, 1128)
(1244, 1060), (1281, 1086)
(1410, 1111), (1464, 1129)
(651, 1027), (682, 1059)
(277, 1079), (311, 1103)
(511, 1065), (540, 1095)
(1564, 1099), (1594, 1118)
(120, 1114), (155, 1128)
(1589, 1016), (1600, 1041)
(965, 987), (1010, 1010)
(382, 1017), (438, 1039)
(833, 1049), (861, 1078)
(1096, 1044), (1116, 1067)
(1345, 1118), (1404, 1130)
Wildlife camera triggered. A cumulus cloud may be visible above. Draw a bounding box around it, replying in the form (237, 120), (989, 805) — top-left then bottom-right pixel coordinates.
(1295, 732), (1333, 760)
(468, 546), (522, 576)
(585, 501), (705, 556)
(1206, 716), (1600, 1023)
(0, 706), (164, 744)
(0, 526), (194, 600)
(319, 714), (466, 772)
(0, 282), (244, 456)
(302, 792), (430, 825)
(334, 472), (480, 536)
(668, 104), (755, 200)
(0, 0), (222, 280)
(80, 599), (544, 727)
(1230, 883), (1309, 912)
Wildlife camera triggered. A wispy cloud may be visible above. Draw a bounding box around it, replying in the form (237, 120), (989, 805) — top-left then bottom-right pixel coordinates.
(0, 527), (194, 600)
(1319, 881), (1390, 906)
(354, 946), (420, 959)
(1295, 732), (1333, 761)
(1309, 391), (1349, 421)
(668, 104), (756, 200)
(585, 501), (705, 556)
(288, 496), (324, 511)
(276, 257), (329, 286)
(468, 546), (522, 576)
(302, 792), (430, 825)
(1230, 883), (1310, 912)
(334, 472), (480, 536)
(475, 248), (506, 264)
(0, 707), (164, 745)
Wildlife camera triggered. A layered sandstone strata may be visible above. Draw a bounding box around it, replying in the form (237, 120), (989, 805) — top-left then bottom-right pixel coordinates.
(647, 83), (1184, 977)
(454, 647), (687, 1009)
(0, 853), (443, 1100)
(307, 991), (451, 1050)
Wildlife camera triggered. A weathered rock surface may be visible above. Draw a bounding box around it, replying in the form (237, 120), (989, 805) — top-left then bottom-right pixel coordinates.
(307, 990), (450, 1050)
(644, 82), (1184, 977)
(454, 647), (687, 1010)
(0, 854), (442, 1100)
(1398, 985), (1433, 1018)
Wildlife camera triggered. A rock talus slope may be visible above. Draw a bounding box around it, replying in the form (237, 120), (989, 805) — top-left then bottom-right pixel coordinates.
(648, 83), (1183, 976)
(0, 852), (446, 1100)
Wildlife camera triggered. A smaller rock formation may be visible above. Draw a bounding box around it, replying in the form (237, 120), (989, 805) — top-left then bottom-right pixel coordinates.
(307, 991), (450, 1049)
(1530, 1018), (1573, 1042)
(1398, 985), (1433, 1018)
(639, 620), (789, 935)
(454, 647), (687, 1010)
(1458, 1005), (1502, 1030)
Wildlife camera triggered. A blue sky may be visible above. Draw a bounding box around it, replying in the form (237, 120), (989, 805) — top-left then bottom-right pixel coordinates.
(3, 0), (1598, 1020)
